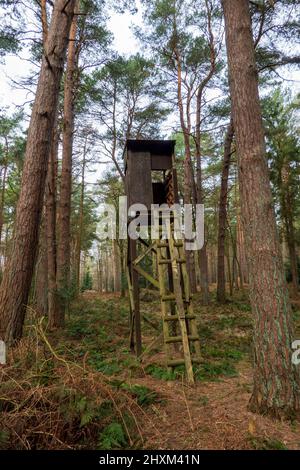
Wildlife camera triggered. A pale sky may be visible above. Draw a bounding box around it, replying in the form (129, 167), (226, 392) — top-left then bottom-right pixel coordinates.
(0, 4), (299, 150)
(1, 4), (299, 114)
(0, 6), (144, 112)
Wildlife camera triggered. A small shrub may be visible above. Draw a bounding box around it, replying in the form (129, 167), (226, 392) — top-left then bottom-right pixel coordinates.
(145, 363), (185, 381)
(122, 384), (158, 406)
(88, 355), (121, 375)
(98, 423), (127, 450)
(249, 437), (288, 450)
(195, 360), (238, 381)
(81, 268), (93, 292)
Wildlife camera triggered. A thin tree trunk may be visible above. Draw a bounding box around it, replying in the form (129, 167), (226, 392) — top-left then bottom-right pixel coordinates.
(222, 0), (300, 419)
(0, 0), (75, 344)
(217, 118), (234, 302)
(226, 248), (233, 297)
(46, 122), (62, 327)
(194, 0), (216, 304)
(74, 134), (87, 295)
(236, 212), (247, 286)
(195, 101), (209, 303)
(286, 219), (299, 294)
(35, 218), (48, 317)
(175, 51), (197, 293)
(280, 165), (299, 295)
(40, 0), (48, 45)
(57, 4), (78, 318)
(113, 240), (121, 292)
(120, 242), (125, 297)
(96, 245), (101, 293)
(0, 164), (8, 253)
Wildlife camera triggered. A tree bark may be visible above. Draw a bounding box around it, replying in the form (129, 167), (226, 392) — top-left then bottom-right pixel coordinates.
(280, 164), (299, 295)
(46, 121), (62, 327)
(113, 240), (121, 293)
(57, 4), (78, 318)
(35, 218), (48, 317)
(195, 94), (210, 304)
(236, 211), (248, 286)
(217, 118), (234, 302)
(120, 241), (126, 297)
(194, 0), (216, 305)
(0, 162), (8, 275)
(0, 0), (75, 344)
(74, 133), (87, 295)
(222, 0), (300, 419)
(175, 51), (197, 293)
(40, 0), (48, 46)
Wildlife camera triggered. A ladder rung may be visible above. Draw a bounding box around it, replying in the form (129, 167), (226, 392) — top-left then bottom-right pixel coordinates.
(157, 241), (183, 248)
(167, 358), (202, 367)
(165, 335), (199, 344)
(157, 242), (168, 248)
(164, 314), (196, 321)
(158, 258), (185, 265)
(162, 294), (176, 301)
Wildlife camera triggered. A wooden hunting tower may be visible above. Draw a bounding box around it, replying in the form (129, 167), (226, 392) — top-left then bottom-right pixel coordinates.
(124, 139), (179, 210)
(125, 139), (201, 383)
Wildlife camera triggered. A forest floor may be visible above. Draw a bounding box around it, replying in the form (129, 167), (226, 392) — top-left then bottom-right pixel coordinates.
(1, 288), (300, 450)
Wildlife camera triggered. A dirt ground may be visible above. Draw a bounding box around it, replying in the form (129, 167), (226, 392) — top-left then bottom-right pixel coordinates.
(2, 288), (299, 450)
(75, 289), (300, 450)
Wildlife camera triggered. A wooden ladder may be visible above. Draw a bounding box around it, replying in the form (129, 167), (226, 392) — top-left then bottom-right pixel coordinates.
(156, 225), (201, 384)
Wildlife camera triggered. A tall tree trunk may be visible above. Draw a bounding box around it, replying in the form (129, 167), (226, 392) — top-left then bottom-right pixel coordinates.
(175, 51), (197, 293)
(120, 242), (126, 298)
(74, 134), (87, 295)
(280, 165), (299, 295)
(226, 246), (233, 297)
(194, 0), (216, 304)
(113, 240), (121, 293)
(57, 5), (78, 319)
(0, 163), (8, 255)
(236, 211), (247, 286)
(35, 218), (48, 317)
(195, 96), (209, 304)
(217, 118), (234, 302)
(286, 215), (299, 295)
(0, 0), (75, 344)
(222, 0), (300, 419)
(46, 122), (62, 327)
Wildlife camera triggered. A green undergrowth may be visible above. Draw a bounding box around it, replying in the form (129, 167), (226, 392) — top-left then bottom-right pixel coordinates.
(248, 436), (288, 450)
(56, 292), (255, 384)
(3, 289), (300, 450)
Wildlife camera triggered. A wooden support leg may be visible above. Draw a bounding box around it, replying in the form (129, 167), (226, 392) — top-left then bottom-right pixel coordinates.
(129, 238), (142, 357)
(167, 245), (178, 349)
(127, 239), (135, 352)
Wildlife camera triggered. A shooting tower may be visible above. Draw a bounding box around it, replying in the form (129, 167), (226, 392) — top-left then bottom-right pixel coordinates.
(125, 139), (201, 383)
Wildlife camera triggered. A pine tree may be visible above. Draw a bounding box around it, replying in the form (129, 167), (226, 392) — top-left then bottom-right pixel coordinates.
(222, 0), (300, 419)
(0, 0), (76, 344)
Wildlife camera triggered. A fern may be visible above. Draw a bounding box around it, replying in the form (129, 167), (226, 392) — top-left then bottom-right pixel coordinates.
(121, 384), (158, 406)
(98, 423), (127, 450)
(80, 410), (94, 427)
